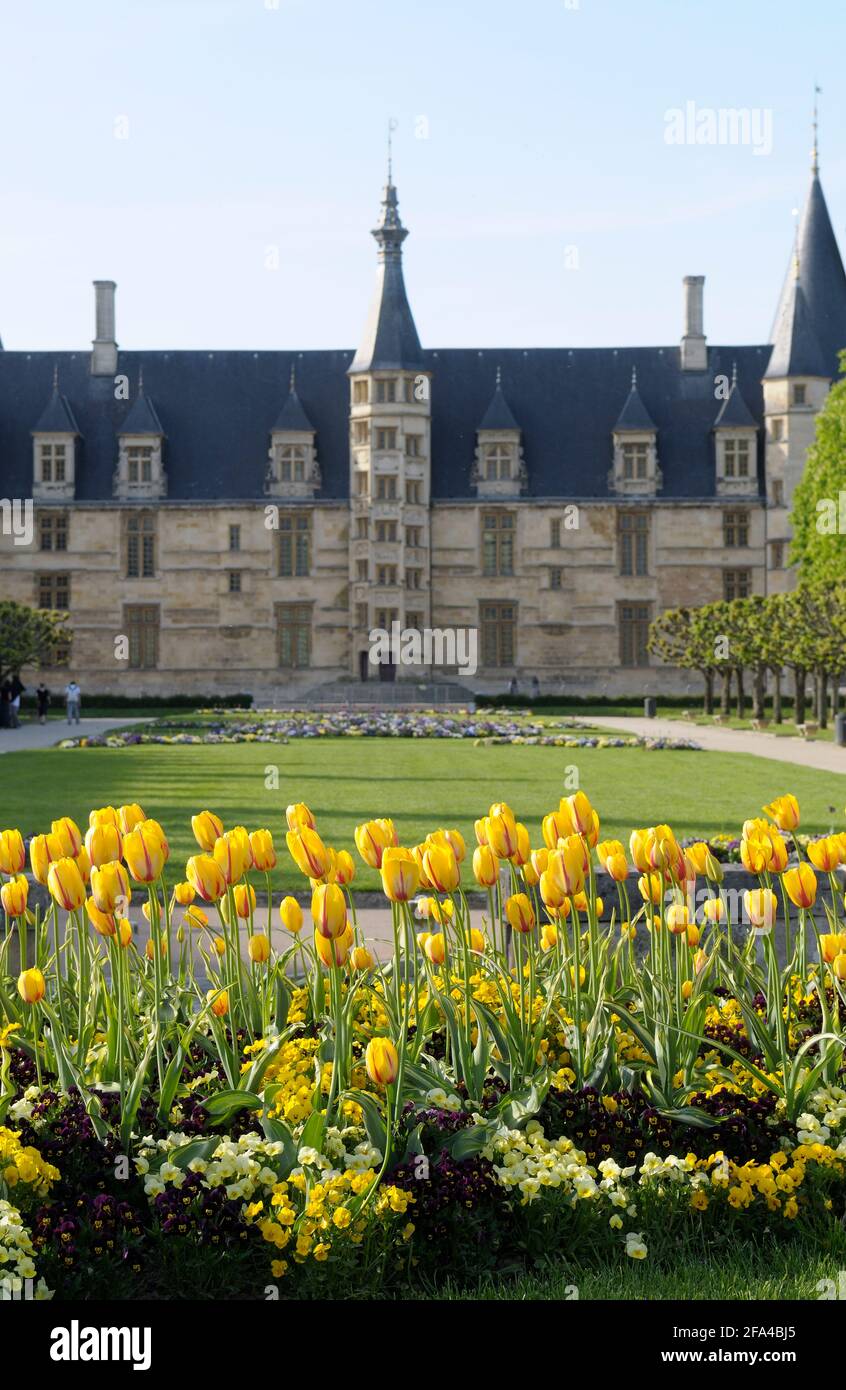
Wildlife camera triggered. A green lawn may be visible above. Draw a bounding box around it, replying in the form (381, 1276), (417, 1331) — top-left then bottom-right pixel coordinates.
(4, 738), (846, 892)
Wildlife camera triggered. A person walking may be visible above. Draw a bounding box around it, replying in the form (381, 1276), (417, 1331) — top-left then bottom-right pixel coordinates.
(0, 680), (11, 729)
(9, 674), (24, 728)
(36, 682), (51, 725)
(65, 679), (81, 725)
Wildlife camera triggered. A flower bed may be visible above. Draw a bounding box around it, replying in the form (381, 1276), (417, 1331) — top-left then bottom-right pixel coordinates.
(54, 709), (701, 751)
(1, 791), (844, 1299)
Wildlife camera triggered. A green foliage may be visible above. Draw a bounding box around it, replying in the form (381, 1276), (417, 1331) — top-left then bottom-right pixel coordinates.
(791, 351), (846, 581)
(0, 599), (70, 684)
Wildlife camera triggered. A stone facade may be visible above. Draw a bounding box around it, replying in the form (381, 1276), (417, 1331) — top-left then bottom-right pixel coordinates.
(1, 151), (844, 702)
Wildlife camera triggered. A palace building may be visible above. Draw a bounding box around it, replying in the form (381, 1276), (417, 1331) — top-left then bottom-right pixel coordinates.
(1, 140), (845, 700)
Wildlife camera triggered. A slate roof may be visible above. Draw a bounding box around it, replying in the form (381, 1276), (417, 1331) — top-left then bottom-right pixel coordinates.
(349, 181), (424, 373)
(0, 344), (769, 503)
(766, 173), (846, 380)
(272, 383), (315, 432)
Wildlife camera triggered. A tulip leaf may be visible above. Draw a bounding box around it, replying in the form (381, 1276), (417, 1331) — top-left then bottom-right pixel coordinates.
(342, 1088), (387, 1156)
(299, 1108), (325, 1153)
(442, 1120), (495, 1160)
(167, 1136), (222, 1171)
(259, 1114), (299, 1175)
(120, 1034), (157, 1151)
(202, 1088), (263, 1124)
(274, 972), (292, 1031)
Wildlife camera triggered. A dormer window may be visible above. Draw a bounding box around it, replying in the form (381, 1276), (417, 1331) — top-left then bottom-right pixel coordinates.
(266, 366), (320, 499)
(713, 366), (758, 497)
(610, 368), (660, 496)
(375, 379), (397, 403)
(114, 374), (167, 500)
(32, 368), (79, 501)
(473, 369), (526, 498)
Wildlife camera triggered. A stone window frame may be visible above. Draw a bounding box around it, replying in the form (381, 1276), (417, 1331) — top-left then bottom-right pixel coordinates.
(39, 511), (69, 552)
(275, 601), (312, 670)
(723, 568), (753, 600)
(124, 603), (160, 670)
(618, 602), (651, 668)
(480, 600), (517, 668)
(723, 509), (750, 548)
(277, 511), (312, 577)
(618, 510), (649, 577)
(125, 511), (157, 579)
(481, 510), (515, 577)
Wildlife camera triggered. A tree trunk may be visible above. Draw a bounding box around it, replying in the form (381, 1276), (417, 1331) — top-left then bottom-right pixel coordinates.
(735, 667), (746, 721)
(703, 670), (714, 716)
(753, 665), (765, 721)
(720, 669), (732, 716)
(773, 669), (782, 724)
(794, 667), (806, 726)
(819, 672), (829, 729)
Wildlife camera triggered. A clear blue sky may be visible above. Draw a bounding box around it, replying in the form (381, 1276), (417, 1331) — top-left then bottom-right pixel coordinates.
(1, 0), (843, 352)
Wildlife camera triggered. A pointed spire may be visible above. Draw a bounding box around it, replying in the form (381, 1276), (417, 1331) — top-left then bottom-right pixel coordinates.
(350, 157), (424, 374)
(273, 360), (315, 432)
(479, 367), (520, 431)
(766, 148), (846, 380)
(121, 371), (164, 434)
(33, 364), (80, 434)
(812, 84), (821, 176)
(614, 367), (655, 431)
(714, 362), (757, 428)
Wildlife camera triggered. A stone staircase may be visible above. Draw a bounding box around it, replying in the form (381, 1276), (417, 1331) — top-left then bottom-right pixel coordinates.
(262, 679), (476, 710)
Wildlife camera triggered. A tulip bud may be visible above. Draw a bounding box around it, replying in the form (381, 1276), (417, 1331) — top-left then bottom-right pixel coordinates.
(421, 841), (459, 894)
(186, 853), (227, 903)
(783, 863), (817, 910)
(86, 897), (117, 937)
(287, 826), (332, 880)
(0, 875), (28, 918)
(233, 883), (257, 919)
(17, 967), (45, 1005)
(423, 932), (446, 965)
(0, 829), (26, 876)
(681, 980), (693, 1001)
(248, 932), (271, 964)
(314, 924), (353, 968)
(249, 829), (277, 872)
(209, 989), (229, 1018)
(286, 802), (316, 832)
(380, 847), (420, 902)
(91, 860), (131, 914)
(472, 844), (499, 888)
(123, 825), (166, 884)
(311, 882), (347, 939)
(505, 893), (535, 934)
(335, 849), (356, 886)
(350, 945), (374, 971)
(353, 819), (396, 870)
(173, 881), (195, 906)
(52, 816), (83, 857)
(118, 803), (147, 834)
(84, 821), (123, 868)
(279, 895), (304, 935)
(117, 918), (133, 948)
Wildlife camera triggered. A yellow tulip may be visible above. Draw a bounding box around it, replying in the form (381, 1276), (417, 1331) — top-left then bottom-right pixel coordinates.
(89, 806), (120, 829)
(365, 1037), (399, 1087)
(123, 825), (166, 883)
(702, 897), (725, 923)
(84, 821), (122, 868)
(117, 918), (133, 948)
(248, 932), (271, 964)
(353, 819), (396, 869)
(186, 853), (227, 903)
(311, 883), (347, 939)
(421, 841), (460, 894)
(350, 945), (374, 971)
(17, 967), (45, 1005)
(693, 948), (708, 974)
(314, 924), (353, 968)
(547, 840), (585, 896)
(191, 811), (224, 852)
(512, 823), (531, 866)
(522, 860), (540, 888)
(51, 816), (83, 857)
(213, 829), (251, 885)
(118, 803), (147, 834)
(763, 794), (799, 832)
(466, 928), (486, 953)
(423, 932), (446, 965)
(665, 903), (690, 934)
(209, 990), (229, 1018)
(287, 826), (332, 880)
(47, 856), (87, 912)
(0, 829), (25, 876)
(541, 810), (568, 852)
(807, 836), (841, 873)
(380, 847), (420, 903)
(173, 881), (195, 906)
(472, 844), (499, 888)
(233, 883), (256, 919)
(832, 952), (846, 981)
(0, 875), (28, 917)
(505, 893), (535, 934)
(485, 803), (518, 859)
(29, 832), (62, 885)
(90, 860), (131, 914)
(681, 980), (693, 1001)
(597, 839), (628, 881)
(560, 791), (595, 838)
(783, 863), (817, 909)
(443, 828), (466, 863)
(184, 905), (209, 930)
(704, 850), (724, 883)
(334, 849), (356, 886)
(629, 829), (651, 873)
(249, 829), (277, 872)
(86, 897), (116, 937)
(744, 888), (778, 931)
(638, 872), (664, 907)
(540, 922), (558, 952)
(820, 932), (846, 964)
(474, 817), (489, 847)
(414, 896), (452, 924)
(279, 895), (304, 935)
(286, 802), (316, 832)
(685, 842), (710, 876)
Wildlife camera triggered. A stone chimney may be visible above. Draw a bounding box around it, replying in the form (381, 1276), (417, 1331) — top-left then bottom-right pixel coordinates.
(680, 275), (707, 371)
(91, 280), (118, 375)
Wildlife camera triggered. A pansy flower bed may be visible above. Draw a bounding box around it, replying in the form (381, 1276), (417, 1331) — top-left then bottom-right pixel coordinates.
(54, 708), (701, 752)
(1, 790), (845, 1300)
